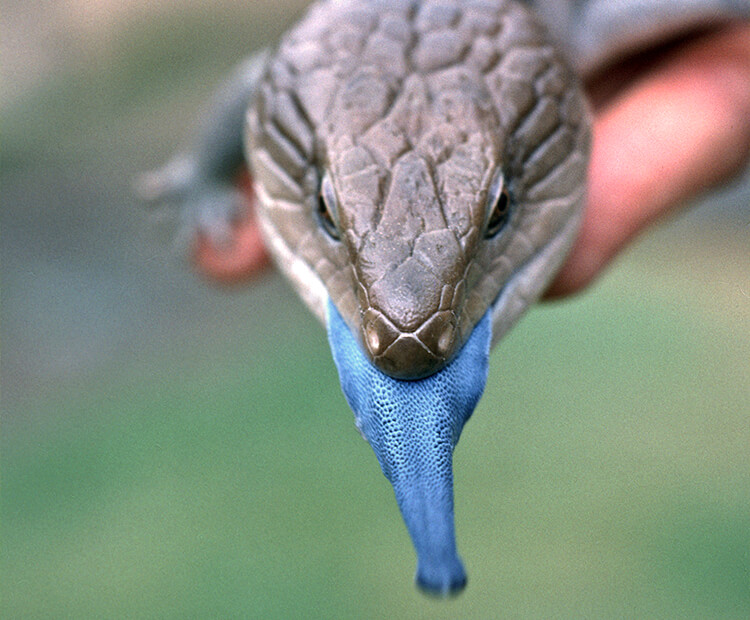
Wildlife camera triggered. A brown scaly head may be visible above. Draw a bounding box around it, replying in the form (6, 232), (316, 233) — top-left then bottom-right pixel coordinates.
(247, 0), (590, 379)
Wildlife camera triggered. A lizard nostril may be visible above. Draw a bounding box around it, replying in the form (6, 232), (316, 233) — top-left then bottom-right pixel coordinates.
(366, 324), (381, 355)
(415, 311), (458, 361)
(437, 324), (455, 356)
(362, 309), (400, 358)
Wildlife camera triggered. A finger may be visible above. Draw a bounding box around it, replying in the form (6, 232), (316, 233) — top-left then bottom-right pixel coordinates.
(545, 23), (750, 298)
(192, 171), (272, 284)
(193, 218), (271, 284)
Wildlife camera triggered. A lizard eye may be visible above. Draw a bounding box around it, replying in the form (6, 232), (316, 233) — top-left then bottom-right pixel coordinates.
(317, 173), (340, 240)
(485, 170), (511, 238)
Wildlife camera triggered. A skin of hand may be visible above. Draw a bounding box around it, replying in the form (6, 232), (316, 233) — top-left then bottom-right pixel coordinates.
(193, 23), (750, 296)
(545, 22), (750, 298)
(192, 171), (271, 283)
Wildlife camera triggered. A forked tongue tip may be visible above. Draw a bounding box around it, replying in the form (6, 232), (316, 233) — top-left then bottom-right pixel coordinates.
(327, 300), (491, 596)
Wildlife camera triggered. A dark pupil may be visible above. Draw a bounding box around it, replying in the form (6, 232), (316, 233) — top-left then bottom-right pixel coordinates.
(318, 192), (339, 239)
(486, 189), (510, 237)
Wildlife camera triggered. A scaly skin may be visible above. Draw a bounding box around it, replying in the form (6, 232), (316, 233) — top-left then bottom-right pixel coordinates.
(249, 0), (590, 379)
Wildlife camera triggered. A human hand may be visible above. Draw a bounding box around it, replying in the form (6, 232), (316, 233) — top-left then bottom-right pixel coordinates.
(545, 22), (750, 298)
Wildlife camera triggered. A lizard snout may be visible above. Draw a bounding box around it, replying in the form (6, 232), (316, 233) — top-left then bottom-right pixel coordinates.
(361, 309), (458, 380)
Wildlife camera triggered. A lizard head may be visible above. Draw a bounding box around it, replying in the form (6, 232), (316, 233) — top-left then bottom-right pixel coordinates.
(248, 0), (589, 380)
(323, 67), (518, 379)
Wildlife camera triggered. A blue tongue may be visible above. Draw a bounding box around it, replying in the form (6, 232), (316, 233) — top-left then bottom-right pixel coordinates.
(327, 300), (491, 596)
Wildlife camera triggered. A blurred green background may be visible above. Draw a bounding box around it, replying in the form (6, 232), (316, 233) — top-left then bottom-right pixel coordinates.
(3, 2), (749, 618)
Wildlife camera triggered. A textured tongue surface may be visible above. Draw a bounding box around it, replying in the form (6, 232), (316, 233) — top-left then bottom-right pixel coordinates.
(327, 300), (491, 596)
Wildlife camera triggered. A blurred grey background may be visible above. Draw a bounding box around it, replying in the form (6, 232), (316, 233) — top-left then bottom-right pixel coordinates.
(3, 0), (310, 406)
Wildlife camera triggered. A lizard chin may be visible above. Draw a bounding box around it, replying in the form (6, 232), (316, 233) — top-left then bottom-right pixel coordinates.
(327, 299), (491, 596)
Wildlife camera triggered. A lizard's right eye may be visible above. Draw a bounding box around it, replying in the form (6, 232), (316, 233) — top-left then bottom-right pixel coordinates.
(484, 169), (512, 239)
(317, 174), (340, 241)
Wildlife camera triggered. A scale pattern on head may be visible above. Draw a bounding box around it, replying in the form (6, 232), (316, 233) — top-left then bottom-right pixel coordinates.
(248, 0), (590, 379)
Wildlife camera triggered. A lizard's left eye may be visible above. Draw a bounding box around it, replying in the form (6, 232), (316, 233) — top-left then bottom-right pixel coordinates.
(485, 170), (511, 239)
(317, 174), (340, 240)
